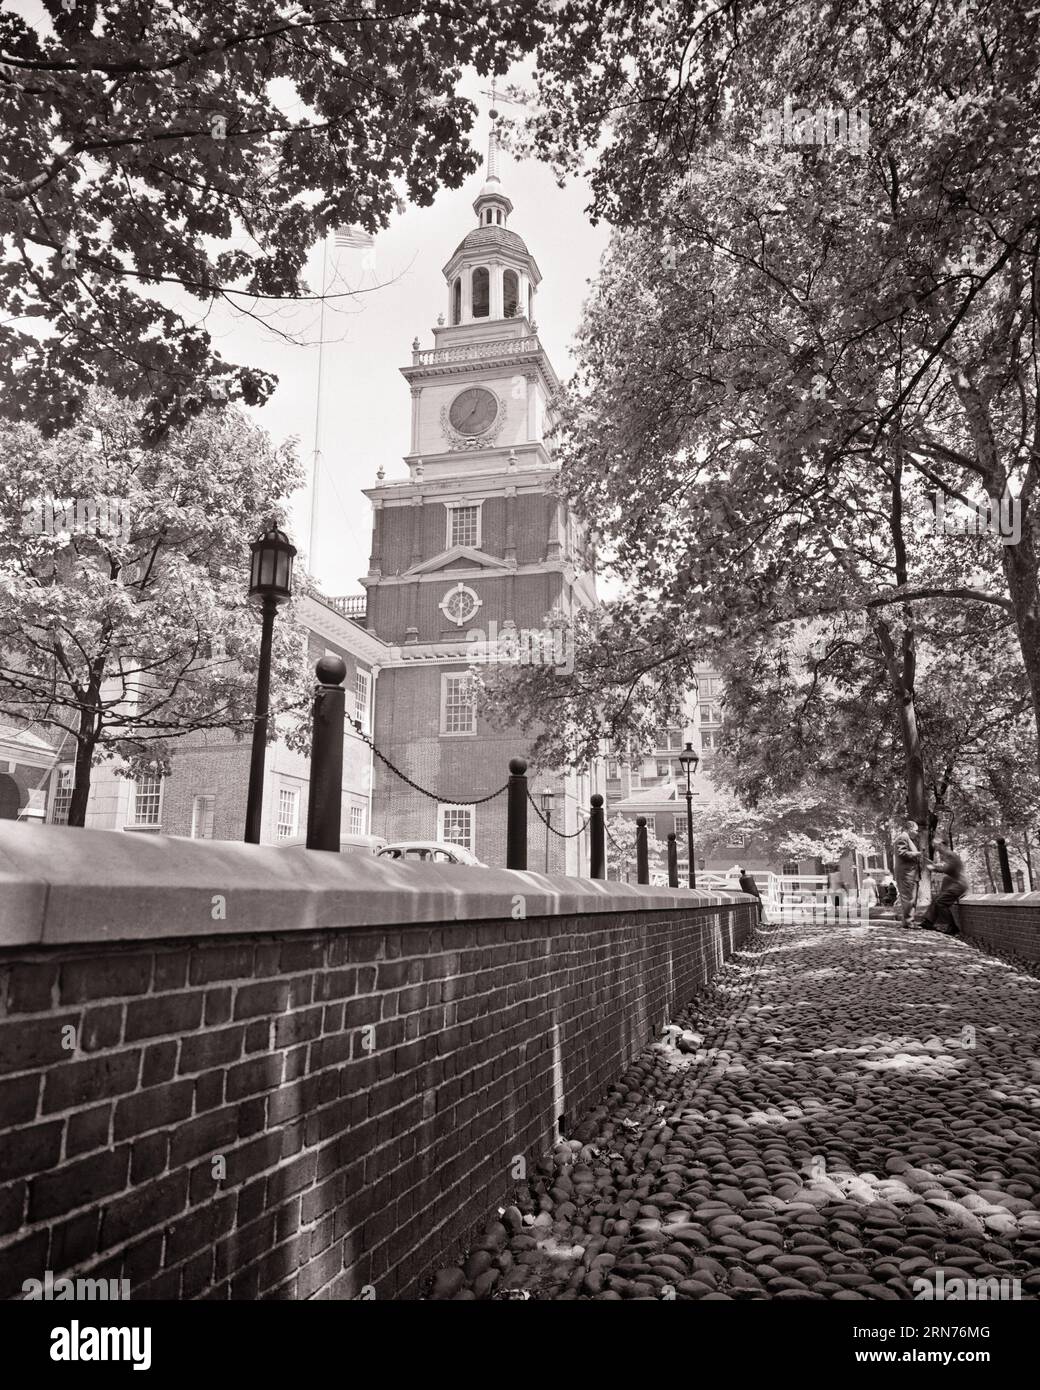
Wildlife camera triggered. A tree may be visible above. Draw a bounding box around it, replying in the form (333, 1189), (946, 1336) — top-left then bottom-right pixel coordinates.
(688, 786), (880, 869)
(0, 391), (308, 825)
(0, 1), (546, 435)
(516, 0), (1040, 776)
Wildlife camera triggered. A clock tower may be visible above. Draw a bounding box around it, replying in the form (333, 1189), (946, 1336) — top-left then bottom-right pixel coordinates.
(361, 116), (597, 869)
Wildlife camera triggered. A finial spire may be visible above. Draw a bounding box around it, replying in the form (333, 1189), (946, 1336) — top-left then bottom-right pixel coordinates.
(487, 111), (500, 183)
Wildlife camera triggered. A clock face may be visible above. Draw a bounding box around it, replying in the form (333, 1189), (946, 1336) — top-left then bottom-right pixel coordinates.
(449, 387), (497, 437)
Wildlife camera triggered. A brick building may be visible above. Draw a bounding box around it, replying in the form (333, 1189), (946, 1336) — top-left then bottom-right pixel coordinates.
(41, 594), (382, 846)
(358, 127), (597, 871)
(0, 724), (60, 824)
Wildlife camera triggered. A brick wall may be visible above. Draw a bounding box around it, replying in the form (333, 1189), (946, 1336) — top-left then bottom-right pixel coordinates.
(959, 893), (1040, 963)
(0, 881), (752, 1301)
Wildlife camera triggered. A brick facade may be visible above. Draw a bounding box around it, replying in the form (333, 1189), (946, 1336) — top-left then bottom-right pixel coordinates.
(959, 894), (1040, 963)
(0, 899), (753, 1300)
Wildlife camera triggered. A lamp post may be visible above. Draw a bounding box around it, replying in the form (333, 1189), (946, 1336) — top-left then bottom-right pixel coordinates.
(678, 741), (700, 888)
(539, 787), (555, 873)
(244, 521), (296, 843)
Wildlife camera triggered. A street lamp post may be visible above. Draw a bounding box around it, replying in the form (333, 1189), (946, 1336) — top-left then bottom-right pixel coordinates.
(678, 741), (700, 889)
(539, 787), (555, 873)
(244, 521), (296, 843)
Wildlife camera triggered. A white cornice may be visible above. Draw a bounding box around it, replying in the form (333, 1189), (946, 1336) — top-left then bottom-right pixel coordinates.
(298, 595), (392, 668)
(362, 559), (581, 588)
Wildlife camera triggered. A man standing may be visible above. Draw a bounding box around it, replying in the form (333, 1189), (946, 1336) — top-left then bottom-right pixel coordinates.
(737, 867), (764, 924)
(891, 818), (922, 927)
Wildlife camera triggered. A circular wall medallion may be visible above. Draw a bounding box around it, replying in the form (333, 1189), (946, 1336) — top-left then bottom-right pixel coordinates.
(448, 387), (498, 437)
(439, 582), (482, 627)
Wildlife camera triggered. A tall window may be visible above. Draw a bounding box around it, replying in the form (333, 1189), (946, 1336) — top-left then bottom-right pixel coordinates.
(451, 277), (461, 325)
(354, 669), (371, 732)
(441, 673), (476, 735)
(503, 269), (519, 318)
(349, 803), (366, 835)
(191, 795), (215, 839)
(699, 701), (721, 725)
(276, 786), (300, 840)
(606, 759), (619, 780)
(133, 775), (163, 826)
(51, 766), (74, 824)
(449, 504), (479, 548)
(656, 759), (675, 779)
(471, 266), (489, 318)
(674, 814), (686, 838)
(438, 803), (474, 851)
(528, 284), (534, 319)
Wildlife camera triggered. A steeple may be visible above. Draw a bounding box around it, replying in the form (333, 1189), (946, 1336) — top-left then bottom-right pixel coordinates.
(473, 105), (513, 227)
(442, 99), (539, 327)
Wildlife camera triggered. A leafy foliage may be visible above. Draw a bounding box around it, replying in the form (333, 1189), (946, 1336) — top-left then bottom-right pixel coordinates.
(0, 391), (308, 824)
(0, 1), (546, 434)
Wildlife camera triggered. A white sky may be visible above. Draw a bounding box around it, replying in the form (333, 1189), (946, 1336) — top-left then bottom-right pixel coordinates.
(217, 64), (611, 594)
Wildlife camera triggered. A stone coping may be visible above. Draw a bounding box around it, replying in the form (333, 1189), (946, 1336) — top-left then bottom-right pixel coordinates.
(961, 892), (1040, 908)
(0, 823), (751, 947)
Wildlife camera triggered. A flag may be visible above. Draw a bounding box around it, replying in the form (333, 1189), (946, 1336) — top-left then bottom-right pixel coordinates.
(333, 225), (374, 249)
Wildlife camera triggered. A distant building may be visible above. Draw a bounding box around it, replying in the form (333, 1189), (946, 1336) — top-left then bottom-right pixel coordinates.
(357, 121), (597, 872)
(40, 594), (384, 846)
(0, 724), (59, 823)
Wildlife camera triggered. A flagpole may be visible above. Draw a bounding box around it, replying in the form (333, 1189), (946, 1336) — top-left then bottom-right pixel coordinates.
(309, 235), (329, 584)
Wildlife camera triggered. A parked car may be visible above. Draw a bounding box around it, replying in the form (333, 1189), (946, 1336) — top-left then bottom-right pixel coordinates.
(277, 832), (386, 854)
(376, 840), (485, 867)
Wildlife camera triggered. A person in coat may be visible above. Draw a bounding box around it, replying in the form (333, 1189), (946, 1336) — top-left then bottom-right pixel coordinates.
(921, 850), (969, 934)
(891, 818), (922, 926)
(737, 867), (764, 923)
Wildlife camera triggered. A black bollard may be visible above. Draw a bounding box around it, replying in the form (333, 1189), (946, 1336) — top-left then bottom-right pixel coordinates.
(306, 656), (346, 851)
(636, 815), (649, 885)
(996, 837), (1014, 893)
(667, 832), (678, 888)
(590, 793), (605, 880)
(507, 757), (528, 870)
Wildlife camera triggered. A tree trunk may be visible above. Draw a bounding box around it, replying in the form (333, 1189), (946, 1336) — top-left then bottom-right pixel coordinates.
(1001, 532), (1040, 779)
(983, 844), (997, 893)
(67, 706), (98, 828)
(873, 614), (932, 905)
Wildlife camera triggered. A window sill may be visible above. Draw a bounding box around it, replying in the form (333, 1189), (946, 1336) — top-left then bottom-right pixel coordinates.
(123, 824), (162, 834)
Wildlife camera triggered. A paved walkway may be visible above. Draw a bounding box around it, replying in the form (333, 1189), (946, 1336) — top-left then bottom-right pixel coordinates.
(434, 922), (1040, 1299)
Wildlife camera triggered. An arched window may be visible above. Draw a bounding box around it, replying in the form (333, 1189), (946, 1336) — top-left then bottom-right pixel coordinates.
(452, 277), (461, 325)
(496, 210), (502, 225)
(472, 266), (489, 318)
(503, 269), (519, 318)
(528, 284), (534, 319)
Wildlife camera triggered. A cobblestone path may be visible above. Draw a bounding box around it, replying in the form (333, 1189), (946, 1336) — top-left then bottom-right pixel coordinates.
(433, 922), (1040, 1300)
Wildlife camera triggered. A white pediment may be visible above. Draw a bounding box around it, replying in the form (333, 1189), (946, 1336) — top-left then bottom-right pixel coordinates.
(403, 545), (512, 577)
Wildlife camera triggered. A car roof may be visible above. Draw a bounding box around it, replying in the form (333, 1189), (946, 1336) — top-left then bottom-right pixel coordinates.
(382, 841), (464, 851)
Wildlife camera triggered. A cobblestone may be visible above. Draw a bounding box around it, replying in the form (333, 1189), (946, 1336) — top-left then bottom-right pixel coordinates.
(435, 922), (1040, 1300)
